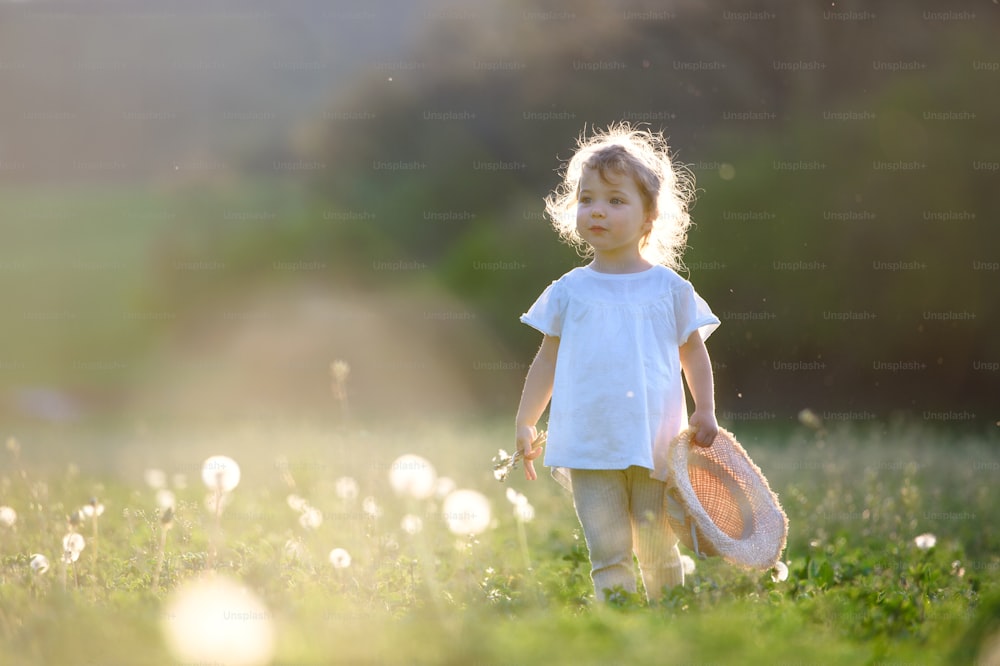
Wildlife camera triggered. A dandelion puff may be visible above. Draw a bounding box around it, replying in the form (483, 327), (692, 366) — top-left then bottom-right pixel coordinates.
(144, 468), (167, 489)
(0, 505), (16, 527)
(63, 532), (85, 555)
(335, 477), (359, 501)
(201, 455), (241, 493)
(81, 502), (105, 518)
(401, 514), (423, 535)
(771, 561), (789, 582)
(914, 533), (937, 550)
(442, 489), (491, 536)
(156, 489), (176, 511)
(514, 502), (535, 523)
(161, 574), (275, 666)
(298, 506), (323, 530)
(680, 554), (696, 576)
(329, 548), (352, 569)
(389, 454), (437, 500)
(30, 553), (49, 574)
(361, 496), (382, 519)
(505, 488), (524, 506)
(286, 494), (308, 512)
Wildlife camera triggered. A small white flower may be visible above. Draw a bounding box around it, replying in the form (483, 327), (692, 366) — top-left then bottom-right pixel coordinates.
(680, 554), (696, 576)
(361, 496), (382, 519)
(156, 489), (176, 511)
(334, 477), (359, 501)
(298, 506), (323, 530)
(143, 468), (167, 489)
(30, 553), (50, 574)
(328, 547), (352, 569)
(0, 505), (16, 527)
(389, 454), (437, 500)
(401, 514), (424, 535)
(914, 533), (937, 550)
(200, 455), (241, 493)
(771, 561), (789, 582)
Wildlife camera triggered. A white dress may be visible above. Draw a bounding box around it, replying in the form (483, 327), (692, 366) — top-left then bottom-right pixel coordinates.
(520, 265), (720, 482)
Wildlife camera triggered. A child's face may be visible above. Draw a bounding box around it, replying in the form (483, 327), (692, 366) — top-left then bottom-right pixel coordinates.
(575, 167), (653, 259)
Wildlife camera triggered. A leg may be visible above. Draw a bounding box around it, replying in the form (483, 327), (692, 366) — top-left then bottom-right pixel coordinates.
(628, 467), (684, 602)
(569, 468), (635, 601)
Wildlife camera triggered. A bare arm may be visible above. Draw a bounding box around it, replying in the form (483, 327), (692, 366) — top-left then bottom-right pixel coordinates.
(514, 335), (560, 480)
(679, 330), (719, 447)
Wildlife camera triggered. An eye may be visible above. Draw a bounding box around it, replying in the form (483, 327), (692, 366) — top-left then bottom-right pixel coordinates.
(579, 196), (591, 204)
(610, 197), (624, 205)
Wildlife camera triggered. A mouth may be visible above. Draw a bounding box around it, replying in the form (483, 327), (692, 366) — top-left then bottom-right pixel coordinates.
(588, 225), (608, 232)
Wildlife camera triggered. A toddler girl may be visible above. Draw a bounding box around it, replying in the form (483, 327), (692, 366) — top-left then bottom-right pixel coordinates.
(515, 123), (720, 603)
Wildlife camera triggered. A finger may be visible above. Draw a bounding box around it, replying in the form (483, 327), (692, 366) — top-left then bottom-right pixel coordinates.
(524, 459), (537, 481)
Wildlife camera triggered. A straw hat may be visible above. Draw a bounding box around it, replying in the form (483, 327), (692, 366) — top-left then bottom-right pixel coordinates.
(664, 427), (788, 570)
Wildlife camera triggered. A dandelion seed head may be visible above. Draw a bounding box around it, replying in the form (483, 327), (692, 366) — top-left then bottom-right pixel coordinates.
(771, 561), (789, 582)
(335, 476), (359, 501)
(914, 533), (937, 550)
(389, 454), (437, 500)
(286, 494), (308, 512)
(401, 514), (423, 535)
(81, 502), (105, 518)
(201, 455), (241, 493)
(62, 532), (85, 555)
(298, 506), (323, 530)
(144, 468), (167, 489)
(680, 554), (696, 576)
(514, 501), (535, 523)
(156, 489), (176, 510)
(0, 505), (16, 527)
(328, 547), (352, 569)
(30, 553), (49, 574)
(442, 489), (491, 536)
(161, 574), (275, 666)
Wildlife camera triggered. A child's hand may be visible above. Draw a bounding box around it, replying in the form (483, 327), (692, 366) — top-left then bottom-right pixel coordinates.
(515, 424), (544, 481)
(689, 410), (719, 448)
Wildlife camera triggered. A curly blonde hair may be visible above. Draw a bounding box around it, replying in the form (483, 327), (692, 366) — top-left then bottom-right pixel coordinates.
(544, 123), (695, 270)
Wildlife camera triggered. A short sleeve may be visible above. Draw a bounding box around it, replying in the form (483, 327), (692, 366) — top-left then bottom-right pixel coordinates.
(520, 279), (565, 337)
(674, 281), (720, 345)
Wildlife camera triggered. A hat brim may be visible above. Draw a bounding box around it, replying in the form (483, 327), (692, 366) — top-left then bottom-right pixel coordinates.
(665, 427), (788, 570)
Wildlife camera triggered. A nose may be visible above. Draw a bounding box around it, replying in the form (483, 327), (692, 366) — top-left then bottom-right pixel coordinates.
(591, 204), (605, 218)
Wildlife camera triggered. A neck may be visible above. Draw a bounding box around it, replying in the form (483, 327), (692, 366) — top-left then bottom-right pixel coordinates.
(589, 251), (652, 274)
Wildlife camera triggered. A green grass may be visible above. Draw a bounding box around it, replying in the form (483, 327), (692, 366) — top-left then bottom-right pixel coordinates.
(0, 419), (997, 665)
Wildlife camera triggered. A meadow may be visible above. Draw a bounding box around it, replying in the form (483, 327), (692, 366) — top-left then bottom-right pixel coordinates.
(0, 416), (998, 666)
